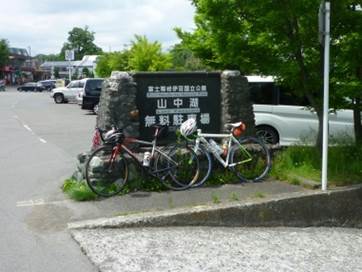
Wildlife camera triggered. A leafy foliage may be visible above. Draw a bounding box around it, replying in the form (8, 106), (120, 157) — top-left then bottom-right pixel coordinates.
(60, 26), (103, 60)
(35, 53), (62, 62)
(128, 35), (172, 71)
(62, 179), (97, 201)
(177, 0), (362, 146)
(95, 35), (172, 76)
(95, 50), (130, 77)
(0, 39), (9, 67)
(169, 43), (209, 71)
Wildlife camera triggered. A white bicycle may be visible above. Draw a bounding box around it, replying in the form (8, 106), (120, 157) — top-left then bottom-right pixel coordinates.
(179, 119), (272, 187)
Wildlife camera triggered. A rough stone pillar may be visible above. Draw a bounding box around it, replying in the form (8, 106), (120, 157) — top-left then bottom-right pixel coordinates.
(220, 70), (255, 135)
(96, 71), (139, 137)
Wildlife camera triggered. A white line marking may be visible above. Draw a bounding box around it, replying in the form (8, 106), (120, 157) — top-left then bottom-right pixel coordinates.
(39, 138), (47, 144)
(16, 199), (69, 207)
(14, 116), (48, 144)
(23, 124), (32, 132)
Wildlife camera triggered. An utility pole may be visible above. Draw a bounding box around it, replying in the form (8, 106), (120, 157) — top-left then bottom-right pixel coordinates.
(65, 49), (74, 82)
(319, 1), (331, 191)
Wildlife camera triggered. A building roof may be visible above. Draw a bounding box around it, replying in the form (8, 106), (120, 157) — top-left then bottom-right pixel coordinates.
(75, 55), (99, 67)
(40, 61), (70, 68)
(40, 55), (99, 69)
(9, 47), (29, 57)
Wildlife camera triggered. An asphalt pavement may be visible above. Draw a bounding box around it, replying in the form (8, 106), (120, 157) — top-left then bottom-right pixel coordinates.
(0, 88), (96, 272)
(1, 87), (361, 272)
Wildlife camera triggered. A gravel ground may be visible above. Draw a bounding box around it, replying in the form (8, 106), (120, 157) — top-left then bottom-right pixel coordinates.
(71, 227), (362, 272)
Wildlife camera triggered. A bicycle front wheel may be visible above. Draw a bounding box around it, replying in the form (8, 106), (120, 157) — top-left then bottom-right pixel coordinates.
(229, 137), (271, 182)
(156, 145), (200, 190)
(85, 145), (128, 197)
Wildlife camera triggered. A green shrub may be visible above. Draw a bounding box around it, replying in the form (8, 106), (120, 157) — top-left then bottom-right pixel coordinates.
(271, 144), (362, 186)
(62, 179), (98, 201)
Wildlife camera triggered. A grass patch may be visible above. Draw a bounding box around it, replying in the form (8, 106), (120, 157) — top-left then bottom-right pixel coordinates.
(211, 192), (221, 204)
(205, 168), (240, 186)
(271, 144), (362, 186)
(254, 191), (266, 198)
(62, 179), (98, 201)
(229, 192), (240, 201)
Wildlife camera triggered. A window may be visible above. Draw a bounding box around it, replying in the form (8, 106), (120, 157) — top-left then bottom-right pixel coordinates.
(249, 82), (276, 105)
(278, 86), (309, 106)
(85, 79), (103, 96)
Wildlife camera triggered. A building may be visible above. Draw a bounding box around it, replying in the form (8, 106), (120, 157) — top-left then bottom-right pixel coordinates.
(40, 55), (99, 79)
(0, 47), (33, 84)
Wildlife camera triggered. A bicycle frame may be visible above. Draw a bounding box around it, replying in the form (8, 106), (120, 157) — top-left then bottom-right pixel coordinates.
(111, 136), (179, 178)
(193, 129), (253, 168)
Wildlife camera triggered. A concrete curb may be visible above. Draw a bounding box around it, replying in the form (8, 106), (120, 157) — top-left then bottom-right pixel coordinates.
(68, 185), (362, 230)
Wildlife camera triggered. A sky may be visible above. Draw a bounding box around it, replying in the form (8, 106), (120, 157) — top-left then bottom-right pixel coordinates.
(0, 0), (196, 56)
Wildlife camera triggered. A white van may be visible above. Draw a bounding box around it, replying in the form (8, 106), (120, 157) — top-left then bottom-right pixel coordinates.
(248, 76), (355, 146)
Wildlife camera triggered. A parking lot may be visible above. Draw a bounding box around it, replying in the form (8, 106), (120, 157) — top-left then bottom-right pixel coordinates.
(0, 88), (97, 272)
(1, 88), (362, 272)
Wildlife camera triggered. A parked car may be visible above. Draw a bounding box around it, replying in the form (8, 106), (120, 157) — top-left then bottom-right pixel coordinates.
(51, 80), (84, 103)
(81, 78), (104, 111)
(248, 76), (355, 146)
(76, 90), (83, 106)
(38, 80), (56, 91)
(17, 82), (45, 92)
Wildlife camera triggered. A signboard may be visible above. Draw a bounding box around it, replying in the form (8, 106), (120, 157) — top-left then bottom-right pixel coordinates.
(65, 49), (74, 61)
(134, 72), (221, 141)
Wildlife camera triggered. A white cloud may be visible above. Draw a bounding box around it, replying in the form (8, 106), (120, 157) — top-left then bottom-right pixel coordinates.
(0, 0), (195, 55)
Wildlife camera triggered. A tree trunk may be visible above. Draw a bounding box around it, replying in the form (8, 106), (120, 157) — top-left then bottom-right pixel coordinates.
(353, 98), (362, 145)
(355, 68), (362, 145)
(316, 107), (324, 155)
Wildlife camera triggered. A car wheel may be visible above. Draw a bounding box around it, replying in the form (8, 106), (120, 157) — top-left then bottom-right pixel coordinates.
(54, 94), (64, 104)
(256, 126), (279, 145)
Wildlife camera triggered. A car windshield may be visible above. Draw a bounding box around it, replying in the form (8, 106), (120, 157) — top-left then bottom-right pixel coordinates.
(67, 81), (79, 88)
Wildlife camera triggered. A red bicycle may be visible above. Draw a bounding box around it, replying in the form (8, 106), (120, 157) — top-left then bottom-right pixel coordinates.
(85, 125), (200, 197)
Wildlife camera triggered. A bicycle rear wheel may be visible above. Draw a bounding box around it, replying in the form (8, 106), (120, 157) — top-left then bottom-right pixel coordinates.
(85, 145), (128, 197)
(229, 137), (271, 182)
(155, 145), (200, 190)
(188, 143), (212, 187)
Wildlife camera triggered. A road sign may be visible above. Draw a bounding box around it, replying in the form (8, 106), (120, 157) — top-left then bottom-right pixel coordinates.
(65, 50), (74, 61)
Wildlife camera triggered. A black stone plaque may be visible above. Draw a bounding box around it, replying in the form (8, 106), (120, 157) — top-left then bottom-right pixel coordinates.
(134, 72), (221, 141)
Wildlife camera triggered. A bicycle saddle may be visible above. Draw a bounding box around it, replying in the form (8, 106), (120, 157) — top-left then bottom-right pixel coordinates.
(151, 124), (168, 138)
(224, 122), (244, 129)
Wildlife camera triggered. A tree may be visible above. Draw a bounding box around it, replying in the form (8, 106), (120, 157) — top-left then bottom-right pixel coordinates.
(35, 53), (62, 62)
(95, 50), (130, 77)
(177, 0), (362, 148)
(128, 35), (171, 71)
(60, 26), (103, 60)
(54, 67), (60, 78)
(0, 39), (9, 68)
(169, 43), (209, 71)
(333, 4), (362, 144)
(95, 35), (172, 76)
(82, 67), (90, 77)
